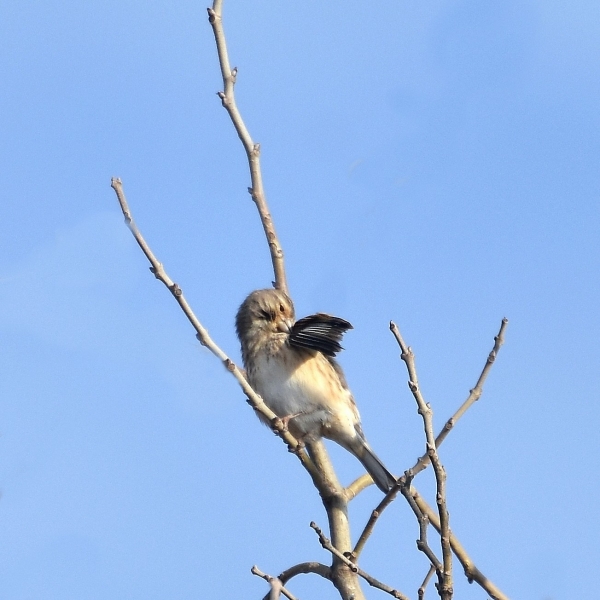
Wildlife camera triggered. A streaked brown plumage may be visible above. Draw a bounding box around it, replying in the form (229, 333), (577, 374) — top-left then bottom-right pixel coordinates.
(236, 288), (396, 493)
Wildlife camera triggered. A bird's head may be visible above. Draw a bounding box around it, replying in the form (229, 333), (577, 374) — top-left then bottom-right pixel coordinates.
(236, 288), (295, 346)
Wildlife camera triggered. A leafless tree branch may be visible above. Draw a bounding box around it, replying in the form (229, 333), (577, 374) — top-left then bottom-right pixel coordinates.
(352, 485), (400, 559)
(353, 319), (507, 554)
(109, 178), (324, 484)
(305, 442), (368, 600)
(279, 562), (332, 585)
(390, 322), (453, 599)
(260, 562), (331, 600)
(344, 474), (374, 500)
(310, 522), (410, 600)
(410, 489), (509, 600)
(410, 318), (508, 476)
(418, 566), (436, 600)
(252, 566), (298, 600)
(399, 474), (442, 575)
(207, 0), (287, 294)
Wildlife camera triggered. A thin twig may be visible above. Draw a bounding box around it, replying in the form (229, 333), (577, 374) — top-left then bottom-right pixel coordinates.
(110, 178), (322, 484)
(411, 488), (510, 600)
(252, 566), (298, 600)
(260, 562), (331, 600)
(279, 562), (331, 585)
(310, 522), (410, 600)
(207, 1), (287, 294)
(353, 319), (508, 564)
(390, 322), (453, 599)
(418, 565), (436, 600)
(399, 473), (442, 575)
(352, 484), (400, 558)
(411, 318), (508, 476)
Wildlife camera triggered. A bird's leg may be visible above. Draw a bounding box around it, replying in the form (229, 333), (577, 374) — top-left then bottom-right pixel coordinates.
(275, 407), (325, 434)
(279, 412), (303, 431)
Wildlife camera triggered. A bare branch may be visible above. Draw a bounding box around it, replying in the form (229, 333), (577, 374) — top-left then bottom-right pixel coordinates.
(418, 566), (436, 600)
(390, 322), (453, 599)
(261, 562), (331, 600)
(279, 562), (331, 585)
(399, 474), (442, 574)
(344, 474), (374, 500)
(310, 522), (410, 600)
(110, 178), (323, 484)
(411, 318), (508, 476)
(252, 566), (298, 600)
(207, 1), (287, 294)
(352, 485), (400, 559)
(353, 318), (509, 554)
(303, 442), (367, 600)
(410, 488), (510, 600)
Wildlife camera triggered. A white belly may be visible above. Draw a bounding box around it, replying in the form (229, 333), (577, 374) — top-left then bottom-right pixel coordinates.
(249, 351), (358, 444)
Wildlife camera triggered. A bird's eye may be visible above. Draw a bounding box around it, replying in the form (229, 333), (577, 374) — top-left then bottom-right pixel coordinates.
(279, 303), (285, 313)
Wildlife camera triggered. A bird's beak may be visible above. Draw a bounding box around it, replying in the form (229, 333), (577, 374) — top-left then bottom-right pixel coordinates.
(277, 318), (293, 334)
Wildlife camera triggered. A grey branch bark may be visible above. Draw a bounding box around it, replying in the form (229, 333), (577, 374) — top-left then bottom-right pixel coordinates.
(311, 522), (409, 600)
(410, 318), (508, 476)
(411, 489), (510, 600)
(207, 0), (287, 294)
(391, 322), (453, 599)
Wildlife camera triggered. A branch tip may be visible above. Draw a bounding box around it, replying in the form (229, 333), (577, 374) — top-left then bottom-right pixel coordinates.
(207, 1), (288, 293)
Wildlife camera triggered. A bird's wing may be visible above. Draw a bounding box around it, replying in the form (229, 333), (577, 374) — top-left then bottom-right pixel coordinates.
(288, 313), (353, 357)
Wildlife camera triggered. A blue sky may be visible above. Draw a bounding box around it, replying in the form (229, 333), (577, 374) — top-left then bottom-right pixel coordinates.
(1, 1), (599, 598)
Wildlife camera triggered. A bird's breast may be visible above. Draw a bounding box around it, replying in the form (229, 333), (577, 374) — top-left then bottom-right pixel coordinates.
(249, 349), (317, 415)
(248, 346), (359, 441)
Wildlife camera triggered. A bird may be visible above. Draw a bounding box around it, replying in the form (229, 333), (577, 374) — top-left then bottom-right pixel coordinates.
(235, 288), (396, 493)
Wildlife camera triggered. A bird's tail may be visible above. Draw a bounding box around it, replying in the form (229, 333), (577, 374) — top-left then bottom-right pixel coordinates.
(348, 440), (396, 493)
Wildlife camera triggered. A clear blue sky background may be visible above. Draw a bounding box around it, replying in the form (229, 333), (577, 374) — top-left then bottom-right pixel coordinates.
(1, 1), (598, 598)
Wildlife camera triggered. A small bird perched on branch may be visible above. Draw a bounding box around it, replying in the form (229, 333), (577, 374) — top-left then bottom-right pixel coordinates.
(236, 288), (396, 493)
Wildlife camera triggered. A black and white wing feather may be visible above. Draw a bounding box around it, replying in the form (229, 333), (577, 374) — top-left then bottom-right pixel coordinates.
(289, 313), (353, 357)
